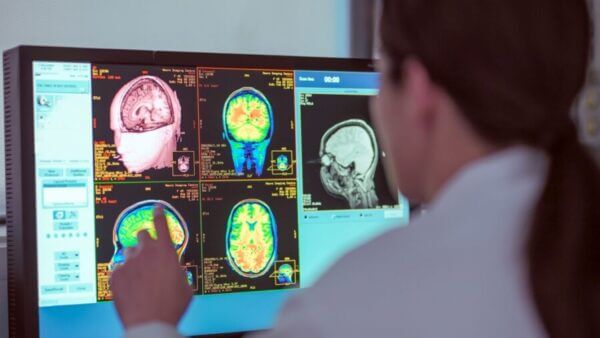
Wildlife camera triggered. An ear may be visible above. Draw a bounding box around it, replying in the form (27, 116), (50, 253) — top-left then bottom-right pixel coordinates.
(402, 57), (437, 130)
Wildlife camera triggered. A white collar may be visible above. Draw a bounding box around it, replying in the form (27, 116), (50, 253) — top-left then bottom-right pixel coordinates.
(426, 145), (549, 213)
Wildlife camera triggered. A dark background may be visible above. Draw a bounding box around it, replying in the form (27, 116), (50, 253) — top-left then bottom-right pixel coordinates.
(197, 68), (296, 180)
(92, 64), (199, 182)
(200, 180), (300, 294)
(94, 182), (202, 293)
(300, 93), (397, 211)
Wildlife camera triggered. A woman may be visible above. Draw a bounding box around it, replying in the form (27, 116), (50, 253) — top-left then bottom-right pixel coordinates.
(112, 0), (600, 337)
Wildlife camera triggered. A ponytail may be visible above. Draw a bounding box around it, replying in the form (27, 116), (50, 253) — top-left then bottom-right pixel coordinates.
(528, 127), (600, 337)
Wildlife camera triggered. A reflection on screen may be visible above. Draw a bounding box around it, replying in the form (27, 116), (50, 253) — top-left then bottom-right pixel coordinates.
(33, 62), (409, 338)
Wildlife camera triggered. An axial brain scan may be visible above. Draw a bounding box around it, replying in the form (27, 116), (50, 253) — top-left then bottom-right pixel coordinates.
(109, 200), (188, 270)
(223, 87), (273, 176)
(319, 119), (380, 209)
(177, 155), (191, 173)
(225, 199), (277, 278)
(276, 154), (289, 172)
(110, 75), (182, 173)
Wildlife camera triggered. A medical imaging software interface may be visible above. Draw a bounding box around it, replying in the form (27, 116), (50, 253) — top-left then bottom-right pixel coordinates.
(32, 62), (410, 337)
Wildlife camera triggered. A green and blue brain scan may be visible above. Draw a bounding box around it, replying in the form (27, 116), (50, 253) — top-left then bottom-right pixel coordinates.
(223, 87), (273, 176)
(109, 200), (188, 270)
(276, 154), (289, 171)
(225, 199), (277, 278)
(277, 263), (294, 284)
(186, 270), (194, 286)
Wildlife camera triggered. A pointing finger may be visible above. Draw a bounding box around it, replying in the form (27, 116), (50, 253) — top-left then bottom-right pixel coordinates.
(153, 204), (173, 247)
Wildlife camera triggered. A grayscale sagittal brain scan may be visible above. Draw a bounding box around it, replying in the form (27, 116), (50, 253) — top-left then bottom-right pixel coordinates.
(319, 119), (379, 209)
(300, 93), (400, 212)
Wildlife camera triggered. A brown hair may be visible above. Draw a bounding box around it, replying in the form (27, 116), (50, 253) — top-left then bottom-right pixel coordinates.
(380, 0), (600, 336)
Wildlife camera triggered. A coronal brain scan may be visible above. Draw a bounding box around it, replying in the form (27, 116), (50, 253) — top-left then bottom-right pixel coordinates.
(225, 199), (277, 278)
(109, 200), (189, 270)
(223, 87), (274, 176)
(319, 119), (379, 209)
(110, 75), (182, 173)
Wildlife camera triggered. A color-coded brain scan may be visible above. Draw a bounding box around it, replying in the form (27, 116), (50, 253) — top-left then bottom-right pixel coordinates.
(109, 200), (188, 270)
(186, 270), (194, 286)
(276, 263), (294, 284)
(110, 75), (182, 174)
(222, 87), (274, 176)
(319, 119), (380, 209)
(225, 199), (277, 278)
(276, 154), (290, 172)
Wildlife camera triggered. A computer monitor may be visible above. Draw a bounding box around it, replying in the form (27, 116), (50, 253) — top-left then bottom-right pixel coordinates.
(3, 46), (409, 338)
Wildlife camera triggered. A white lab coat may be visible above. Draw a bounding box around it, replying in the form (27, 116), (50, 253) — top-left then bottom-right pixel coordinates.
(125, 146), (548, 338)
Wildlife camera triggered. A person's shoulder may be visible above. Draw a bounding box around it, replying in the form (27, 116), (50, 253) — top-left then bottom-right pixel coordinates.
(312, 216), (436, 292)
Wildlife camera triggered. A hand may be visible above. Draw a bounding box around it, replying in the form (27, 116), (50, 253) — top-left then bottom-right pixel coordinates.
(110, 204), (193, 329)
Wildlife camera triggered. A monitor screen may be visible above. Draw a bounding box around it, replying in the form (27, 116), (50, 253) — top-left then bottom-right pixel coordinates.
(18, 52), (409, 337)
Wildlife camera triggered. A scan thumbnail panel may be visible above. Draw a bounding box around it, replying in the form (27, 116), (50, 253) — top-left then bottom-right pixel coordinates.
(95, 182), (201, 301)
(92, 64), (199, 182)
(201, 181), (299, 294)
(197, 68), (297, 180)
(300, 94), (398, 211)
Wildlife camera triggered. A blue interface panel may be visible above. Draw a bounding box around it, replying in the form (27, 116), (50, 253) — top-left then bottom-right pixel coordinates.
(33, 62), (409, 337)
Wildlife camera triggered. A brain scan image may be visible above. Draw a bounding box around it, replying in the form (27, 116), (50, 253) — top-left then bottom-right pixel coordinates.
(225, 199), (277, 278)
(186, 270), (194, 286)
(276, 263), (294, 284)
(319, 119), (379, 209)
(276, 154), (290, 172)
(177, 155), (191, 173)
(109, 200), (188, 270)
(223, 87), (274, 176)
(110, 75), (182, 173)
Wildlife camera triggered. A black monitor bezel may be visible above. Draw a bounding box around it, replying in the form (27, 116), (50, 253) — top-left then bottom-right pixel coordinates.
(3, 45), (375, 338)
